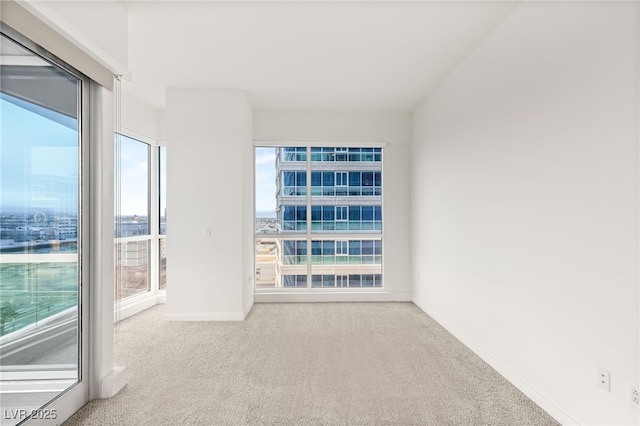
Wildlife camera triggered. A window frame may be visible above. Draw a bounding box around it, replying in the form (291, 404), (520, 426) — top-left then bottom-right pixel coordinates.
(114, 130), (165, 310)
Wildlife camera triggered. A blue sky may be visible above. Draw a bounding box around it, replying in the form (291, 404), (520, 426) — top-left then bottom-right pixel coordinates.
(116, 134), (150, 216)
(1, 95), (79, 213)
(255, 147), (276, 217)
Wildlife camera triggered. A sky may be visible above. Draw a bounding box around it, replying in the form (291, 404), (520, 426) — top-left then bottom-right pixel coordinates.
(116, 134), (150, 216)
(1, 95), (79, 213)
(255, 147), (276, 217)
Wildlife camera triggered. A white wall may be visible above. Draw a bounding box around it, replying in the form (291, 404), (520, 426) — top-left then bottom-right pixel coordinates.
(241, 99), (255, 316)
(254, 111), (413, 301)
(412, 2), (639, 425)
(165, 89), (253, 320)
(121, 90), (161, 142)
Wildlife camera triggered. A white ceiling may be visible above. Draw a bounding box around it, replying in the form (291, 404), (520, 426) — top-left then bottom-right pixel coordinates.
(122, 1), (518, 111)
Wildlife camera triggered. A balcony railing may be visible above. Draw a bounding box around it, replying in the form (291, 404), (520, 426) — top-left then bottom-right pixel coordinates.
(0, 253), (78, 338)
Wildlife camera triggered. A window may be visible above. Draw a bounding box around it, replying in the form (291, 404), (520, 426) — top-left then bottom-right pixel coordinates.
(254, 146), (383, 289)
(336, 241), (348, 256)
(159, 146), (167, 290)
(336, 275), (348, 288)
(282, 147), (306, 162)
(282, 171), (306, 196)
(115, 134), (150, 301)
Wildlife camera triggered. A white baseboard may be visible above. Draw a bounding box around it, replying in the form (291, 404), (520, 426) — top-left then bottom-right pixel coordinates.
(99, 366), (128, 399)
(254, 291), (412, 303)
(243, 299), (254, 319)
(412, 297), (579, 426)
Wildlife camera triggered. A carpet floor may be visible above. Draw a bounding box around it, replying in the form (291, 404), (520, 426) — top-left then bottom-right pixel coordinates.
(64, 302), (558, 425)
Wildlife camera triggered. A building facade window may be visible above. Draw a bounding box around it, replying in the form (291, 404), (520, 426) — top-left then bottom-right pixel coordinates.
(255, 145), (383, 290)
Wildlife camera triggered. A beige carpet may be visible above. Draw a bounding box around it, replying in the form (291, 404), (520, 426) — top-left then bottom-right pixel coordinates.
(64, 303), (558, 425)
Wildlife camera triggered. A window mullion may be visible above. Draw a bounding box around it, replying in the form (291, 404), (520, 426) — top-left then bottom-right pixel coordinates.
(306, 146), (312, 288)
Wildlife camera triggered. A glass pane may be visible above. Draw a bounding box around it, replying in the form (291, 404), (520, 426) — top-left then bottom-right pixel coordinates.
(310, 238), (382, 287)
(159, 238), (167, 290)
(115, 240), (150, 301)
(310, 147), (382, 234)
(159, 146), (167, 235)
(114, 135), (150, 301)
(0, 33), (81, 424)
(255, 237), (307, 288)
(115, 134), (149, 237)
(255, 147), (308, 235)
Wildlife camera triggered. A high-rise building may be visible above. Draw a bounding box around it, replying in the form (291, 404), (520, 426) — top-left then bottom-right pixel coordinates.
(274, 147), (383, 288)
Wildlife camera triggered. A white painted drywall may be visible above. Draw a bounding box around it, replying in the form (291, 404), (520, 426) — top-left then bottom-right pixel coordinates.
(254, 111), (412, 300)
(120, 90), (161, 143)
(165, 89), (253, 320)
(241, 99), (255, 316)
(412, 2), (639, 425)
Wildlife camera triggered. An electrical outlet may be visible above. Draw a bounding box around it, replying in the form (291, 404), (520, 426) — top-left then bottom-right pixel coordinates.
(630, 385), (639, 408)
(597, 366), (610, 392)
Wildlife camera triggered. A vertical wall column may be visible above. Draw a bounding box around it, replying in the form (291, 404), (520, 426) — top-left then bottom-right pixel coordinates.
(90, 83), (128, 399)
(165, 89), (253, 320)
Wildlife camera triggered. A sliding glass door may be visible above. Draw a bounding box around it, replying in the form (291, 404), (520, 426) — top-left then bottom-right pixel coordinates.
(0, 28), (88, 425)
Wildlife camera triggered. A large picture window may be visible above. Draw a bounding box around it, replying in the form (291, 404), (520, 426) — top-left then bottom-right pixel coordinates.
(255, 146), (382, 289)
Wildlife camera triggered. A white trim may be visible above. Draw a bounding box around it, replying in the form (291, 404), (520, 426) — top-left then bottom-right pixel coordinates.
(99, 366), (128, 399)
(114, 292), (158, 323)
(114, 235), (151, 243)
(0, 379), (77, 394)
(0, 253), (77, 263)
(17, 380), (87, 426)
(164, 312), (246, 321)
(254, 140), (387, 148)
(412, 297), (580, 426)
(255, 291), (412, 303)
(119, 126), (159, 147)
(243, 299), (254, 319)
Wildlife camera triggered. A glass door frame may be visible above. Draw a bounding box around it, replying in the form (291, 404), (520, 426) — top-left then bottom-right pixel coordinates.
(0, 23), (91, 425)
